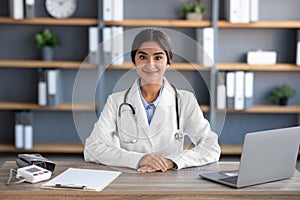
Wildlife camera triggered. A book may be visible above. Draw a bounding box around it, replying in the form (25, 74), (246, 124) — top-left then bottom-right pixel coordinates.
(226, 72), (235, 109)
(196, 27), (214, 67)
(9, 0), (24, 20)
(234, 71), (245, 110)
(42, 168), (121, 191)
(244, 71), (254, 109)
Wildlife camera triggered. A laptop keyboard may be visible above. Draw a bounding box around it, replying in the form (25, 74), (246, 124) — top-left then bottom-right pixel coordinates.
(219, 176), (238, 185)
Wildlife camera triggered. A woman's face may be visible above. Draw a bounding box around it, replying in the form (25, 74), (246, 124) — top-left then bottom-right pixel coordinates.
(134, 41), (168, 85)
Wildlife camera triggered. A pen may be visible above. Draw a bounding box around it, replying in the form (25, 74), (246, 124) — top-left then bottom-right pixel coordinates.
(55, 183), (86, 189)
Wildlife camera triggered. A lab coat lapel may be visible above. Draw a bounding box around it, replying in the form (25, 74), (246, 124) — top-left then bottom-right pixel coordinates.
(126, 80), (149, 130)
(149, 79), (176, 133)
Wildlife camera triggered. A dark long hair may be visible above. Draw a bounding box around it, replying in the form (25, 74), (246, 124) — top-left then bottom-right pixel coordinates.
(131, 29), (173, 65)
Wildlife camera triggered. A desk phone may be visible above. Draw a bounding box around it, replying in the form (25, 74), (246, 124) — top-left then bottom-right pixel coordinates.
(16, 165), (52, 183)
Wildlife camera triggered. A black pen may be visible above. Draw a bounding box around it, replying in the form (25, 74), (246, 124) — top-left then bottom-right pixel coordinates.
(55, 183), (86, 189)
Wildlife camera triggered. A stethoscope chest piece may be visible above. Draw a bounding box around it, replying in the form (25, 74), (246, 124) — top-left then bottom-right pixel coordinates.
(174, 132), (184, 141)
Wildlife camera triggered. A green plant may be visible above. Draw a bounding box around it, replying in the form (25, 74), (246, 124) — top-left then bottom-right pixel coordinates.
(180, 0), (206, 16)
(34, 28), (59, 49)
(269, 84), (296, 103)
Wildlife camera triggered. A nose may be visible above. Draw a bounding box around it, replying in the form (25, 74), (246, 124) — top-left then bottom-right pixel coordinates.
(146, 57), (156, 66)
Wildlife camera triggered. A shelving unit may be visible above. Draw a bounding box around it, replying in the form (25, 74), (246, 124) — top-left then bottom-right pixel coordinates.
(1, 0), (299, 155)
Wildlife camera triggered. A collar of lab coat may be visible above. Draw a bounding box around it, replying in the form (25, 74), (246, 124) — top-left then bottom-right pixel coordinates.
(126, 77), (176, 130)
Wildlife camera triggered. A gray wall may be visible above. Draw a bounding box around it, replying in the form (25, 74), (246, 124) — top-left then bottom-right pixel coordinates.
(0, 0), (299, 145)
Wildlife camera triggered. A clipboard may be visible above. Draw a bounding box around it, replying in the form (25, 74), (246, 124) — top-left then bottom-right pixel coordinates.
(41, 167), (121, 191)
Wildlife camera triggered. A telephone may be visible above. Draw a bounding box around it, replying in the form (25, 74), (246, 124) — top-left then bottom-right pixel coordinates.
(16, 154), (56, 172)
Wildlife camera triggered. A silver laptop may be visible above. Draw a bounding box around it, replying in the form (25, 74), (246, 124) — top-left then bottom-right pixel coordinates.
(200, 126), (300, 188)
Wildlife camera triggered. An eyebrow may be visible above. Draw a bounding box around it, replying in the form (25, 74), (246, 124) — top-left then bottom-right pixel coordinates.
(136, 50), (166, 56)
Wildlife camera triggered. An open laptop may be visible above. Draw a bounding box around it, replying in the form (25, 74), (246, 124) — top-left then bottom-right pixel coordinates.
(200, 126), (300, 188)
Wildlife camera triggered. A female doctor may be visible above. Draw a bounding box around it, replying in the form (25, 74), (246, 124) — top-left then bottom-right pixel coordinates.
(84, 29), (221, 173)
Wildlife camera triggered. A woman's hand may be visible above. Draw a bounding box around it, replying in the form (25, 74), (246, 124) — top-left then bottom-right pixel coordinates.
(138, 153), (175, 173)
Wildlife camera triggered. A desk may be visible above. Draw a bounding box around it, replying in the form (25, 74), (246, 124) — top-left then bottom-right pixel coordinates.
(0, 161), (299, 200)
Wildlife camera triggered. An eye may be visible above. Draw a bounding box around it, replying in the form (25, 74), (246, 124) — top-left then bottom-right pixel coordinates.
(155, 55), (164, 61)
(139, 55), (146, 60)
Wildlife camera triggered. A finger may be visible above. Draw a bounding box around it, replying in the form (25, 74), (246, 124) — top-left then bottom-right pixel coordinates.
(149, 154), (168, 171)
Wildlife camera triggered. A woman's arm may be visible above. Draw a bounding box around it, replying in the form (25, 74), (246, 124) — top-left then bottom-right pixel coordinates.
(165, 91), (221, 170)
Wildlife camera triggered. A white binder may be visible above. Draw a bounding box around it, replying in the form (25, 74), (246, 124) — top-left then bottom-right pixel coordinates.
(103, 0), (113, 21)
(25, 0), (35, 19)
(113, 0), (124, 21)
(250, 0), (259, 22)
(47, 69), (61, 106)
(225, 0), (240, 23)
(103, 27), (112, 64)
(234, 71), (245, 110)
(217, 72), (226, 110)
(88, 26), (99, 64)
(296, 29), (300, 66)
(9, 0), (24, 20)
(240, 0), (250, 23)
(112, 26), (124, 65)
(196, 28), (214, 67)
(226, 72), (235, 109)
(244, 72), (254, 109)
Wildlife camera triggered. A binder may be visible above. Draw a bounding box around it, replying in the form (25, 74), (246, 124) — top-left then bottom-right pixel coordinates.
(217, 72), (226, 110)
(15, 112), (24, 149)
(23, 112), (33, 150)
(88, 26), (99, 64)
(47, 69), (62, 106)
(296, 29), (300, 66)
(224, 0), (240, 23)
(25, 0), (35, 19)
(226, 72), (235, 109)
(113, 0), (124, 21)
(42, 168), (121, 191)
(111, 26), (124, 65)
(196, 28), (214, 67)
(38, 69), (47, 106)
(250, 0), (259, 22)
(103, 27), (112, 64)
(9, 0), (24, 20)
(103, 0), (113, 21)
(234, 71), (245, 110)
(244, 72), (254, 109)
(239, 0), (250, 23)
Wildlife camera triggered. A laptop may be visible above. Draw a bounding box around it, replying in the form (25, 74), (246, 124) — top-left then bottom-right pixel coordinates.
(199, 126), (300, 188)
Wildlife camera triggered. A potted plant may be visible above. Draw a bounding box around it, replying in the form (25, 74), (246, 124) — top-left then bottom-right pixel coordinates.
(269, 84), (296, 106)
(34, 28), (59, 60)
(180, 0), (206, 20)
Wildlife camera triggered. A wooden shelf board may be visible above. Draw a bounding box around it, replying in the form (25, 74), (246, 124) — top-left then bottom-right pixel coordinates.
(0, 17), (98, 26)
(0, 60), (97, 69)
(219, 105), (300, 114)
(217, 63), (300, 71)
(0, 143), (83, 153)
(104, 19), (212, 27)
(221, 145), (243, 155)
(108, 61), (210, 71)
(218, 20), (300, 28)
(0, 102), (97, 111)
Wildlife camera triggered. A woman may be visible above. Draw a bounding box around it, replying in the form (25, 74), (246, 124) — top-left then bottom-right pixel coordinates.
(84, 29), (220, 173)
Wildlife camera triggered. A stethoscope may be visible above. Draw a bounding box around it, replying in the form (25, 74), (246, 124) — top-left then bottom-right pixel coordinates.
(118, 84), (183, 143)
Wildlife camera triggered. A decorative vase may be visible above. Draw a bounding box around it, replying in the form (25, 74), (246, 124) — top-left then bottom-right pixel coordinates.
(186, 12), (203, 20)
(279, 98), (288, 106)
(41, 46), (54, 60)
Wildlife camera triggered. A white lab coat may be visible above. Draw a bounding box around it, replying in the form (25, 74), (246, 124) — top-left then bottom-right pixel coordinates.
(84, 78), (221, 170)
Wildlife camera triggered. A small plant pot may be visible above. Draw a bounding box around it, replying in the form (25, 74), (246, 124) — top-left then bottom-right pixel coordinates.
(278, 98), (288, 106)
(41, 46), (54, 61)
(186, 12), (203, 20)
